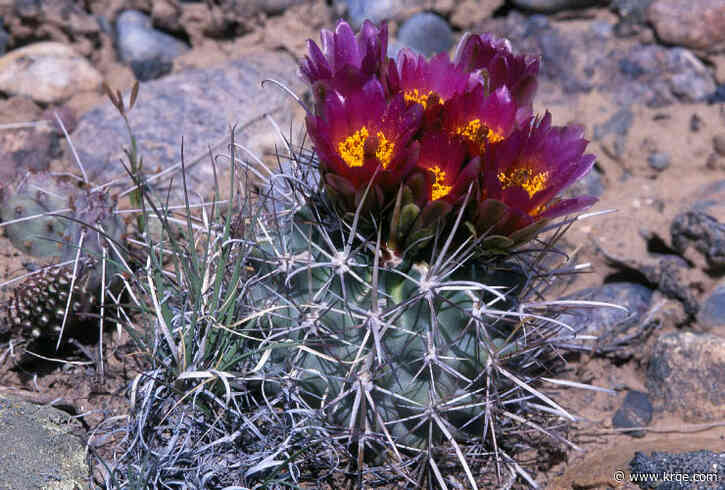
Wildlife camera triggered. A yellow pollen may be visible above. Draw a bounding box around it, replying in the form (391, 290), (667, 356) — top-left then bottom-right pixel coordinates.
(455, 119), (504, 149)
(404, 89), (435, 109)
(429, 165), (452, 200)
(338, 126), (369, 168)
(497, 168), (549, 199)
(375, 131), (395, 169)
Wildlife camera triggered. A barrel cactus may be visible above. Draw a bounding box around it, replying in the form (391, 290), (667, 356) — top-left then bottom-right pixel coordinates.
(234, 20), (598, 486)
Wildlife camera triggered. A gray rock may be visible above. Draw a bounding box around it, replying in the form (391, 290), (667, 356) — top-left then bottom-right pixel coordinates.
(0, 21), (8, 56)
(345, 0), (401, 28)
(699, 282), (725, 330)
(0, 395), (88, 489)
(69, 50), (305, 203)
(556, 282), (653, 352)
(510, 0), (601, 13)
(115, 10), (189, 81)
(611, 0), (654, 25)
(630, 450), (725, 487)
(563, 167), (605, 199)
(612, 390), (653, 438)
(713, 134), (725, 157)
(594, 108), (634, 139)
(671, 210), (725, 270)
(647, 151), (671, 171)
(646, 331), (725, 422)
(256, 0), (307, 15)
(397, 12), (453, 58)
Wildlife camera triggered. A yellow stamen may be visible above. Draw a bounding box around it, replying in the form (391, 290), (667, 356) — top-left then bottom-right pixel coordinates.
(455, 119), (504, 150)
(429, 165), (452, 200)
(338, 126), (369, 168)
(404, 89), (435, 109)
(497, 168), (549, 199)
(375, 131), (395, 169)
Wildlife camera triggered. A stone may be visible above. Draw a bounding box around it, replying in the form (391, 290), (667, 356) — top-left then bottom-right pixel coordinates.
(647, 0), (725, 52)
(714, 134), (725, 157)
(647, 151), (670, 171)
(449, 0), (503, 29)
(510, 0), (601, 13)
(256, 0), (308, 15)
(0, 42), (102, 104)
(0, 394), (87, 489)
(556, 282), (653, 352)
(612, 390), (653, 438)
(115, 10), (189, 81)
(0, 21), (8, 56)
(562, 167), (604, 199)
(699, 282), (725, 330)
(345, 0), (401, 28)
(611, 0), (654, 26)
(646, 331), (725, 422)
(671, 210), (725, 270)
(69, 50), (305, 203)
(630, 450), (725, 484)
(397, 12), (453, 58)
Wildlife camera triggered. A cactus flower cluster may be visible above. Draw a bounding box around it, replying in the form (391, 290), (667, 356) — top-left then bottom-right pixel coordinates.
(302, 21), (596, 253)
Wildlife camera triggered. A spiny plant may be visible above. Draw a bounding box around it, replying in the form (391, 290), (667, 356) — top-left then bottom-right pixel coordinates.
(99, 21), (614, 489)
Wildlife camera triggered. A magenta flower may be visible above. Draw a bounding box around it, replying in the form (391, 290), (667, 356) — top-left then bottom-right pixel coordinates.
(474, 112), (597, 238)
(306, 79), (422, 209)
(300, 20), (388, 103)
(453, 33), (540, 123)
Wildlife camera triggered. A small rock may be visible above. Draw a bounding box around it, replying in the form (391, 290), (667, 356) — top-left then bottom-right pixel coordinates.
(671, 210), (725, 270)
(0, 21), (8, 56)
(714, 134), (725, 157)
(612, 390), (653, 438)
(690, 113), (703, 132)
(510, 0), (600, 13)
(594, 108), (634, 139)
(647, 151), (671, 171)
(647, 0), (725, 52)
(397, 12), (453, 58)
(115, 10), (189, 81)
(346, 0), (400, 28)
(646, 331), (725, 422)
(699, 282), (725, 330)
(611, 0), (655, 26)
(0, 42), (102, 104)
(0, 395), (88, 489)
(563, 167), (605, 199)
(630, 450), (725, 486)
(450, 0), (503, 29)
(556, 282), (653, 352)
(256, 0), (308, 15)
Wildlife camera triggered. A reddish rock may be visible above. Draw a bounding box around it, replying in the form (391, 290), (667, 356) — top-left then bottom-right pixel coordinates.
(647, 0), (725, 52)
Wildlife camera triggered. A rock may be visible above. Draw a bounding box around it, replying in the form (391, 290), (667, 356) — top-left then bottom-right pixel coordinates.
(699, 282), (725, 330)
(397, 12), (453, 58)
(714, 134), (725, 157)
(630, 450), (725, 485)
(556, 282), (653, 353)
(345, 0), (402, 28)
(708, 83), (725, 103)
(594, 108), (634, 139)
(647, 151), (670, 171)
(69, 50), (305, 203)
(646, 331), (725, 422)
(115, 10), (189, 81)
(256, 0), (308, 15)
(563, 167), (605, 199)
(449, 0), (503, 29)
(647, 0), (725, 52)
(671, 210), (725, 270)
(0, 394), (87, 489)
(510, 0), (601, 13)
(612, 390), (653, 438)
(0, 21), (8, 56)
(611, 0), (654, 27)
(0, 42), (102, 104)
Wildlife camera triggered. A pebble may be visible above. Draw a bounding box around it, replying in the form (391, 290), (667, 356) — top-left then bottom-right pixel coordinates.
(714, 134), (725, 157)
(345, 0), (401, 28)
(647, 151), (670, 171)
(612, 390), (653, 438)
(556, 282), (653, 351)
(510, 0), (599, 13)
(671, 210), (725, 270)
(699, 282), (725, 330)
(115, 10), (189, 81)
(0, 21), (8, 56)
(708, 83), (725, 103)
(647, 0), (725, 52)
(646, 331), (725, 422)
(0, 42), (102, 103)
(397, 12), (453, 58)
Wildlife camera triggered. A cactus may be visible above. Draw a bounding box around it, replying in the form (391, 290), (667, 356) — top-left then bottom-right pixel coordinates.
(0, 171), (126, 342)
(233, 21), (599, 486)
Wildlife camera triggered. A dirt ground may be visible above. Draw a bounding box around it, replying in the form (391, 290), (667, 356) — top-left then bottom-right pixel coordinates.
(0, 1), (724, 488)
